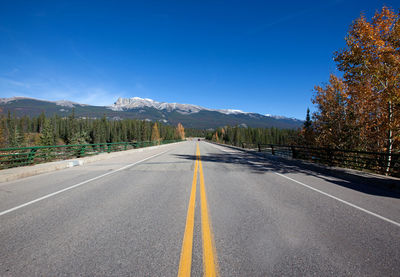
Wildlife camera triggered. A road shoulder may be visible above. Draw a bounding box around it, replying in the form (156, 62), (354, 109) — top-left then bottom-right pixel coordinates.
(0, 141), (184, 183)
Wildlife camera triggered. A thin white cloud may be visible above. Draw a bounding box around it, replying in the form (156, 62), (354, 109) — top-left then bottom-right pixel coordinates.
(0, 75), (123, 106)
(73, 87), (121, 106)
(0, 77), (31, 88)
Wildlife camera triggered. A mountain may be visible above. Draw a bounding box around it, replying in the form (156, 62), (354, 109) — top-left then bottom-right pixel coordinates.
(110, 97), (248, 115)
(0, 96), (303, 129)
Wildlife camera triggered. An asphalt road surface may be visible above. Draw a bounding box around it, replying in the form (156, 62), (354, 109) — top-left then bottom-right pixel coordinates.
(1, 141), (399, 276)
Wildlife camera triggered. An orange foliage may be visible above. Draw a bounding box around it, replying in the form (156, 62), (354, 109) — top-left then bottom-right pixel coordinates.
(312, 75), (358, 149)
(329, 6), (399, 152)
(176, 123), (185, 139)
(151, 123), (161, 144)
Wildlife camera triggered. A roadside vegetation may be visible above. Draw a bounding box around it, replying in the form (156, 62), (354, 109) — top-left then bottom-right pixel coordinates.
(0, 110), (186, 148)
(300, 6), (399, 155)
(205, 7), (399, 176)
(205, 126), (297, 146)
(210, 7), (400, 159)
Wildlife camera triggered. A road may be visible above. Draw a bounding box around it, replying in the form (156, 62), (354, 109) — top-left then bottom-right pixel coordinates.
(1, 141), (399, 276)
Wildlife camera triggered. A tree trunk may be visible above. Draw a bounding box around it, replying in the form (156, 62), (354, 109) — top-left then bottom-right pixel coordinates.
(385, 100), (393, 175)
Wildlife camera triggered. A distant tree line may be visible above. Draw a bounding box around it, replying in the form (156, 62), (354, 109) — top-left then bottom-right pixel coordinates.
(184, 128), (209, 138)
(205, 126), (297, 146)
(0, 110), (185, 148)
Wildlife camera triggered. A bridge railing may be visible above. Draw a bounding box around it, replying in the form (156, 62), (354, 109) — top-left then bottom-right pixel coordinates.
(220, 142), (399, 177)
(255, 144), (400, 177)
(0, 140), (182, 170)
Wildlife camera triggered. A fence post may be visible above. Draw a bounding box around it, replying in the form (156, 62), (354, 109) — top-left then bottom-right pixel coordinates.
(28, 148), (37, 164)
(78, 145), (86, 157)
(270, 144), (275, 155)
(258, 143), (261, 152)
(326, 148), (333, 166)
(291, 146), (297, 159)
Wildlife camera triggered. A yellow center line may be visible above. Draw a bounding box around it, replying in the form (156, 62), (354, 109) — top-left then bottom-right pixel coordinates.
(177, 143), (219, 277)
(177, 146), (199, 277)
(198, 144), (219, 277)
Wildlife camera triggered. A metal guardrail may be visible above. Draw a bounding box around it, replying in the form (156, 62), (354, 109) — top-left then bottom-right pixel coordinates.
(0, 140), (182, 170)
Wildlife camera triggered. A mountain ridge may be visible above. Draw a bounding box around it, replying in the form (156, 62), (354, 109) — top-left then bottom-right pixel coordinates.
(109, 97), (257, 116)
(0, 96), (303, 129)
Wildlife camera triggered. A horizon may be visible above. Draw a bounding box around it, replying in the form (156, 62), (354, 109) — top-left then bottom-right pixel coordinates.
(1, 95), (303, 119)
(0, 0), (396, 120)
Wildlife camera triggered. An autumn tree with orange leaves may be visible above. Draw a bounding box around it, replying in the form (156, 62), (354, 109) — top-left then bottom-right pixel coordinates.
(151, 122), (160, 144)
(176, 123), (185, 140)
(311, 6), (399, 172)
(312, 75), (358, 149)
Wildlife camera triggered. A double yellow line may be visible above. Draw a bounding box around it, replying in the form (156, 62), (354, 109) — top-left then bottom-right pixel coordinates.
(178, 143), (219, 277)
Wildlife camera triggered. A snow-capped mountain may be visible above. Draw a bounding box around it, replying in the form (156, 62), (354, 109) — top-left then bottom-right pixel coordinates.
(109, 97), (241, 115)
(265, 113), (302, 121)
(110, 97), (204, 114)
(0, 96), (86, 108)
(110, 97), (247, 115)
(0, 96), (303, 129)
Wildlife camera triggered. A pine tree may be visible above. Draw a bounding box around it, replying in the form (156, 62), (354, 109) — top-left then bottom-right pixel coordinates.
(69, 131), (89, 145)
(40, 119), (55, 146)
(7, 114), (24, 147)
(0, 120), (5, 148)
(302, 108), (314, 145)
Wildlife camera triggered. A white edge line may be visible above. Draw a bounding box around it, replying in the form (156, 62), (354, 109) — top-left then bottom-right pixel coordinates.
(205, 142), (232, 153)
(206, 142), (400, 228)
(0, 149), (170, 217)
(275, 173), (400, 228)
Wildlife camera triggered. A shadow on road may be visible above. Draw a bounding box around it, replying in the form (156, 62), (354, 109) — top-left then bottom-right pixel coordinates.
(174, 148), (400, 199)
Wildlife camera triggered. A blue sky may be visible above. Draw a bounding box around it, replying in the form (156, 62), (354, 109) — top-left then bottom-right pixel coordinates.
(0, 0), (396, 119)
